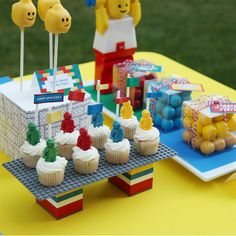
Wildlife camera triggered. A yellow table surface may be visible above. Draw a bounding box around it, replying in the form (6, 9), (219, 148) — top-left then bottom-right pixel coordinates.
(1, 52), (236, 235)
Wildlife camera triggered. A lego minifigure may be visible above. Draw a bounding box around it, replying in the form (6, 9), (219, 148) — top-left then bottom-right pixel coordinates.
(42, 139), (57, 162)
(26, 122), (41, 146)
(121, 101), (133, 119)
(61, 112), (75, 133)
(110, 121), (124, 143)
(92, 113), (104, 127)
(139, 110), (153, 131)
(77, 128), (92, 151)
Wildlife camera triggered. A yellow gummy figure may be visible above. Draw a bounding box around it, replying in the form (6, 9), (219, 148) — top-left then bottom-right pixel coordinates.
(12, 0), (37, 30)
(45, 4), (72, 34)
(96, 0), (141, 34)
(38, 0), (61, 21)
(121, 101), (133, 119)
(139, 110), (153, 131)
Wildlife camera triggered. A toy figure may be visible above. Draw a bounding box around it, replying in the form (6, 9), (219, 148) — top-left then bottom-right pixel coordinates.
(42, 139), (57, 162)
(26, 122), (41, 146)
(77, 128), (92, 151)
(121, 101), (133, 119)
(92, 113), (104, 127)
(92, 0), (142, 94)
(38, 0), (61, 21)
(110, 121), (124, 143)
(61, 112), (75, 133)
(139, 110), (153, 131)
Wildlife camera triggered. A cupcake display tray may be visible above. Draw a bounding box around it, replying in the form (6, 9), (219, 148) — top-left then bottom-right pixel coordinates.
(3, 142), (176, 201)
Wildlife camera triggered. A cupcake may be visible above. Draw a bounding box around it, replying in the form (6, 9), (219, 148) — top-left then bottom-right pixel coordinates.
(55, 112), (79, 160)
(119, 101), (138, 140)
(88, 113), (110, 149)
(36, 139), (68, 187)
(73, 128), (100, 174)
(105, 121), (130, 164)
(134, 110), (160, 156)
(20, 122), (46, 168)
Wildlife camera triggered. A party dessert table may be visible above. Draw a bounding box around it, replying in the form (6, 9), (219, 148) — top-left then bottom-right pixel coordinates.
(0, 52), (236, 235)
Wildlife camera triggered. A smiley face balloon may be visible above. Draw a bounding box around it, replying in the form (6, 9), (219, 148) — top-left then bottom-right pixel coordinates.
(12, 0), (37, 30)
(45, 4), (72, 34)
(38, 0), (61, 21)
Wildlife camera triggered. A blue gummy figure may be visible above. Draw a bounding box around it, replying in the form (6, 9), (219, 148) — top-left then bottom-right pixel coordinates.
(169, 94), (182, 108)
(92, 113), (104, 128)
(162, 106), (175, 119)
(161, 119), (174, 131)
(175, 106), (182, 118)
(174, 118), (182, 128)
(154, 114), (162, 127)
(110, 121), (124, 143)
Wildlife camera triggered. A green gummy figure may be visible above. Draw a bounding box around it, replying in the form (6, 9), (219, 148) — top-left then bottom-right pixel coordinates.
(43, 138), (57, 163)
(26, 122), (41, 146)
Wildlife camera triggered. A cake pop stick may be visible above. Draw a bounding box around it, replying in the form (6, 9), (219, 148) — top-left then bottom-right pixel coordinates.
(45, 4), (72, 92)
(146, 86), (151, 111)
(116, 90), (121, 120)
(96, 80), (109, 103)
(11, 0), (37, 91)
(38, 0), (61, 68)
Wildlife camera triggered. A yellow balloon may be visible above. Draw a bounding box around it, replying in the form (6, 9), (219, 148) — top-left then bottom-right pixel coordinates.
(214, 138), (226, 152)
(202, 124), (217, 141)
(227, 117), (236, 132)
(182, 130), (193, 143)
(214, 121), (228, 138)
(139, 110), (153, 131)
(12, 0), (37, 29)
(38, 0), (61, 21)
(198, 112), (212, 126)
(225, 133), (236, 148)
(200, 141), (215, 155)
(45, 4), (72, 34)
(120, 101), (133, 119)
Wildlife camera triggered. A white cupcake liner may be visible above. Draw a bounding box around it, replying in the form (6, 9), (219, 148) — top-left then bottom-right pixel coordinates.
(105, 148), (130, 164)
(22, 153), (41, 168)
(134, 137), (160, 156)
(91, 134), (109, 150)
(73, 158), (99, 174)
(122, 126), (137, 140)
(57, 143), (75, 160)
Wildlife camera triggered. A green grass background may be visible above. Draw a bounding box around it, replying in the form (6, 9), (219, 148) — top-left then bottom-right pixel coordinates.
(0, 0), (235, 89)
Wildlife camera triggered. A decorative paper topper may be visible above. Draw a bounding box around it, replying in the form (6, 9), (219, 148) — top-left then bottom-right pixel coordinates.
(130, 61), (162, 73)
(126, 77), (140, 88)
(88, 104), (104, 115)
(32, 64), (83, 95)
(68, 90), (85, 102)
(34, 93), (64, 104)
(171, 83), (204, 92)
(211, 102), (236, 114)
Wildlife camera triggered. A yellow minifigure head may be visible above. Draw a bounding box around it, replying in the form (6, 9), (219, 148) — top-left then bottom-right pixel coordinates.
(38, 0), (61, 21)
(142, 110), (150, 118)
(106, 0), (130, 19)
(45, 4), (72, 34)
(12, 0), (37, 29)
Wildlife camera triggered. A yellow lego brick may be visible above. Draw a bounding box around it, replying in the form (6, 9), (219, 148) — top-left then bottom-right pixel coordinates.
(47, 110), (62, 124)
(68, 72), (75, 77)
(128, 163), (154, 175)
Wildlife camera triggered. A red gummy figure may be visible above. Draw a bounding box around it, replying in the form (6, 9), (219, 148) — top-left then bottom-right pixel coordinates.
(61, 112), (75, 133)
(77, 128), (92, 151)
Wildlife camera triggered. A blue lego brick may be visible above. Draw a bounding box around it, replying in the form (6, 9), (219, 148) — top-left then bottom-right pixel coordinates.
(0, 76), (12, 85)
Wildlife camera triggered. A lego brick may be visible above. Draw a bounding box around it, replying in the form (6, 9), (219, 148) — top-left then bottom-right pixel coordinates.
(3, 142), (176, 200)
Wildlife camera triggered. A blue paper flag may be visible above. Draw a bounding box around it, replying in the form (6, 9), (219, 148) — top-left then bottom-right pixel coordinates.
(87, 104), (104, 115)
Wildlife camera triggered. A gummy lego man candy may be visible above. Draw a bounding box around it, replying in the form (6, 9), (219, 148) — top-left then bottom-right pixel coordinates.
(45, 4), (72, 34)
(38, 0), (61, 21)
(110, 121), (124, 143)
(26, 122), (41, 146)
(121, 101), (133, 119)
(12, 0), (37, 30)
(77, 128), (92, 151)
(61, 112), (75, 133)
(139, 110), (153, 131)
(43, 139), (57, 162)
(92, 113), (104, 128)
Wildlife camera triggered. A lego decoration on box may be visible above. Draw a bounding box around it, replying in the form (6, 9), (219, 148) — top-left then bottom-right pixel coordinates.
(144, 77), (193, 132)
(87, 0), (142, 94)
(113, 60), (162, 110)
(182, 95), (236, 156)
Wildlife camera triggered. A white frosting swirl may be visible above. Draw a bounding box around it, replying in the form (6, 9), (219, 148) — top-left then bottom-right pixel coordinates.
(20, 139), (46, 156)
(55, 131), (79, 145)
(118, 116), (139, 128)
(72, 146), (100, 162)
(88, 125), (110, 138)
(36, 156), (68, 173)
(105, 139), (130, 152)
(134, 127), (160, 141)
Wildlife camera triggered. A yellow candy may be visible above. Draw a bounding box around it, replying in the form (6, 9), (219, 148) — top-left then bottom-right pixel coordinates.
(182, 130), (193, 143)
(192, 136), (204, 149)
(139, 110), (152, 131)
(38, 0), (61, 21)
(214, 121), (228, 138)
(213, 115), (224, 122)
(225, 133), (236, 147)
(12, 0), (37, 29)
(198, 112), (212, 126)
(45, 4), (72, 34)
(183, 105), (192, 118)
(202, 124), (217, 141)
(191, 121), (202, 136)
(183, 117), (193, 129)
(120, 101), (133, 119)
(226, 113), (234, 120)
(200, 141), (215, 155)
(227, 117), (236, 132)
(214, 138), (226, 152)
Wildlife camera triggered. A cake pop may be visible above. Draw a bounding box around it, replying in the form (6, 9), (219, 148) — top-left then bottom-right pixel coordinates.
(38, 0), (61, 21)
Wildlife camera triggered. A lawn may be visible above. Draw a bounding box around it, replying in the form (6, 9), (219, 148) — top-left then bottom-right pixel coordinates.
(0, 0), (235, 89)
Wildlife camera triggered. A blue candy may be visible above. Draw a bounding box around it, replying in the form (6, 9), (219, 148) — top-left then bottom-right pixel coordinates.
(162, 106), (175, 119)
(158, 92), (169, 104)
(154, 114), (162, 126)
(155, 101), (165, 114)
(161, 119), (174, 131)
(175, 106), (182, 118)
(174, 118), (182, 128)
(169, 94), (182, 108)
(181, 91), (192, 101)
